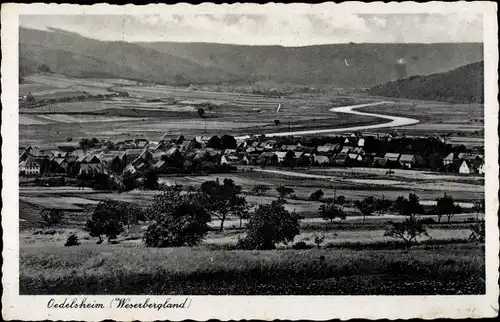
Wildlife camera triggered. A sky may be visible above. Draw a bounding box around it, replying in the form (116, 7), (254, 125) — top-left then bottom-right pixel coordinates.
(19, 11), (483, 46)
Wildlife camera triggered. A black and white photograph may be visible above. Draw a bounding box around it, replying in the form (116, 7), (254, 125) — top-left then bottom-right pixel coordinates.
(2, 2), (498, 320)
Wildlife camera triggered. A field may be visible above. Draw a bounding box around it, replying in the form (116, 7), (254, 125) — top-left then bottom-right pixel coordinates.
(357, 97), (484, 137)
(18, 74), (486, 295)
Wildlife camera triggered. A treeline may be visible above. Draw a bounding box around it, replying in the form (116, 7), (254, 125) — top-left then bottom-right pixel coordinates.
(368, 61), (484, 103)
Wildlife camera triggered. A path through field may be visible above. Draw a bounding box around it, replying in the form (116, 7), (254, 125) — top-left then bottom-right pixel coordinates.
(236, 101), (419, 139)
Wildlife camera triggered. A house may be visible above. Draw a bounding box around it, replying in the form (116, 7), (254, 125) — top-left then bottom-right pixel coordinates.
(135, 139), (149, 149)
(224, 149), (237, 155)
(274, 151), (288, 163)
(348, 153), (363, 162)
(242, 155), (257, 165)
(357, 138), (365, 147)
(399, 154), (420, 169)
(19, 149), (30, 162)
(373, 157), (388, 168)
(79, 155), (104, 174)
(20, 157), (41, 176)
(353, 147), (365, 155)
(478, 162), (485, 174)
(312, 155), (330, 166)
(294, 151), (304, 159)
(264, 141), (277, 151)
(125, 149), (145, 161)
(332, 153), (349, 166)
(281, 144), (297, 152)
(123, 164), (137, 175)
(443, 152), (456, 166)
(258, 152), (277, 165)
(459, 160), (472, 174)
(317, 144), (339, 154)
(340, 146), (354, 154)
(245, 146), (257, 154)
(237, 140), (248, 150)
(220, 155), (240, 166)
(384, 153), (401, 162)
(51, 157), (69, 173)
(302, 146), (317, 155)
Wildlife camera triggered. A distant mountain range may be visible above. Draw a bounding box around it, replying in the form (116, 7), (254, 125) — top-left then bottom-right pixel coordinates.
(368, 61), (484, 103)
(20, 27), (484, 87)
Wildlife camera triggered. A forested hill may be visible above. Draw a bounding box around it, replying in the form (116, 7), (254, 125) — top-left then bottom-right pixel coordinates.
(368, 61), (484, 103)
(20, 27), (483, 87)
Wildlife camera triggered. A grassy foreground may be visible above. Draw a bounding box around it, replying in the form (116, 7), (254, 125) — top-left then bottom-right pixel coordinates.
(20, 243), (484, 295)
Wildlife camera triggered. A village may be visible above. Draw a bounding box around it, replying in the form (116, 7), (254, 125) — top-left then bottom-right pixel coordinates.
(19, 131), (485, 182)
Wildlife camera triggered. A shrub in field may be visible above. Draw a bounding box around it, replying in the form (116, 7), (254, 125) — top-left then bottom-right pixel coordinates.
(309, 189), (324, 201)
(121, 171), (138, 191)
(354, 197), (376, 224)
(314, 235), (325, 248)
(292, 241), (313, 250)
(393, 193), (424, 216)
(435, 193), (462, 223)
(335, 195), (346, 205)
(276, 185), (294, 200)
(141, 169), (159, 190)
(472, 199), (485, 221)
(468, 221), (485, 243)
(40, 209), (65, 227)
(318, 202), (346, 223)
(200, 178), (247, 231)
(384, 215), (429, 248)
(240, 200), (300, 250)
(143, 203), (211, 247)
(64, 233), (80, 247)
(251, 184), (270, 196)
(85, 199), (125, 243)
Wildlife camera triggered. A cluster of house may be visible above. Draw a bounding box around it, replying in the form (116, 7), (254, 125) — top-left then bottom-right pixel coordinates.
(18, 134), (485, 177)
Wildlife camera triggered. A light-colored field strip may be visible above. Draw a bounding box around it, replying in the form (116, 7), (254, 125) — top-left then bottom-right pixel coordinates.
(236, 101), (419, 139)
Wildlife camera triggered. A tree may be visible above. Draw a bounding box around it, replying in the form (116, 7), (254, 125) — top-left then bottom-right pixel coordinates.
(374, 196), (392, 214)
(384, 215), (429, 248)
(435, 193), (462, 223)
(468, 220), (485, 243)
(85, 200), (125, 243)
(144, 202), (211, 247)
(206, 136), (221, 149)
(314, 235), (325, 248)
(309, 189), (324, 201)
(251, 184), (270, 196)
(283, 150), (296, 169)
(64, 233), (80, 247)
(318, 202), (346, 223)
(142, 169), (159, 190)
(393, 193), (424, 216)
(221, 134), (237, 150)
(26, 92), (35, 103)
(197, 107), (205, 118)
(200, 178), (247, 231)
(354, 197), (376, 224)
(472, 199), (485, 221)
(40, 209), (65, 227)
(121, 171), (138, 191)
(335, 195), (346, 205)
(240, 200), (300, 250)
(276, 185), (294, 200)
(274, 119), (280, 126)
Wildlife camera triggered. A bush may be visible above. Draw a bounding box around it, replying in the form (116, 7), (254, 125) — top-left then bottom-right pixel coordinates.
(64, 234), (80, 247)
(85, 199), (125, 243)
(309, 189), (324, 201)
(40, 209), (65, 227)
(240, 200), (300, 250)
(143, 203), (211, 247)
(468, 221), (485, 243)
(384, 215), (429, 248)
(292, 241), (313, 250)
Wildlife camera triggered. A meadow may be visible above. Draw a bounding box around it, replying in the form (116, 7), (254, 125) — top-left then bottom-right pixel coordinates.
(19, 242), (484, 295)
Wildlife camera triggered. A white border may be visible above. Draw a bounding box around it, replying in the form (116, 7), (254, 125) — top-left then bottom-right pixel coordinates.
(2, 2), (499, 320)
